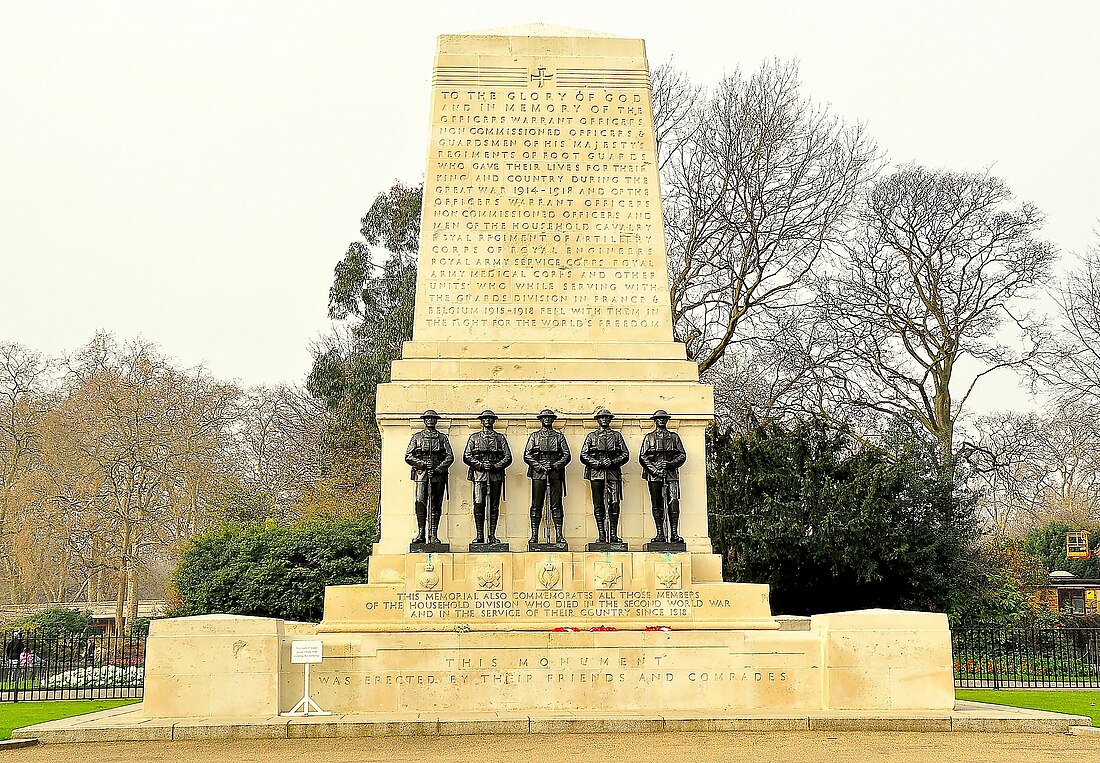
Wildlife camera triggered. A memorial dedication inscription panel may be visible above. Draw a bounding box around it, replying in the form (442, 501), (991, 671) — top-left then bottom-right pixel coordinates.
(415, 35), (674, 343)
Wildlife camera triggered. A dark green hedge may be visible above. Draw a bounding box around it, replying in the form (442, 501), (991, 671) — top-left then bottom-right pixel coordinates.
(169, 515), (375, 622)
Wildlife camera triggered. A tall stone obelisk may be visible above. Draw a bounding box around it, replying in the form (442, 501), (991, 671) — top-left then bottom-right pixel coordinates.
(374, 24), (714, 560)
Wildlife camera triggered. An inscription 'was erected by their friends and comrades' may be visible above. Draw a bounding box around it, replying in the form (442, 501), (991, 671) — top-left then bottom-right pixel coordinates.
(415, 63), (673, 342)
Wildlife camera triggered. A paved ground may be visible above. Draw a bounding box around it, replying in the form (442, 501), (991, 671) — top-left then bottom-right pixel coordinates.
(3, 730), (1097, 763)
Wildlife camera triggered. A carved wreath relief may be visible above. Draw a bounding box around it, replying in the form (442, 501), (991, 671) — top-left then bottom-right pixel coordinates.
(416, 562), (441, 592)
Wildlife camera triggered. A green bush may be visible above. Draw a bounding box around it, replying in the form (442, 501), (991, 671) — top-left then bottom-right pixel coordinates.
(169, 514), (376, 622)
(128, 617), (151, 637)
(1024, 521), (1100, 578)
(0, 606), (93, 638)
(708, 418), (976, 616)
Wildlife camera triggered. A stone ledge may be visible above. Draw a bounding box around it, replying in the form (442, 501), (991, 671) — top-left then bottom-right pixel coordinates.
(13, 703), (1092, 743)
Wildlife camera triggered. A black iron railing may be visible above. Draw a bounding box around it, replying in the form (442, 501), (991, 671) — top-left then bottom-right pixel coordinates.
(953, 627), (1100, 688)
(1, 633), (146, 701)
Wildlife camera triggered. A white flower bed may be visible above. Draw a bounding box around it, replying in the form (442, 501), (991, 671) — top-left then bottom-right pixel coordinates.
(39, 664), (145, 689)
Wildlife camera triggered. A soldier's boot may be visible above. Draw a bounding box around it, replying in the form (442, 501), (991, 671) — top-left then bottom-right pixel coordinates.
(668, 499), (683, 543)
(428, 501), (443, 545)
(529, 507), (542, 544)
(650, 506), (668, 544)
(412, 500), (428, 544)
(551, 508), (566, 545)
(607, 503), (624, 544)
(487, 504), (501, 545)
(593, 505), (608, 544)
(473, 505), (486, 544)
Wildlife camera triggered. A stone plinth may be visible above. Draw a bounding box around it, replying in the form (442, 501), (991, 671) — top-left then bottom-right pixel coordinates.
(813, 609), (955, 711)
(141, 608), (954, 719)
(142, 615), (284, 718)
(319, 552), (774, 632)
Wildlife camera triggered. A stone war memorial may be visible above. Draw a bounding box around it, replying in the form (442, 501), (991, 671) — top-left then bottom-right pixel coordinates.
(134, 24), (960, 732)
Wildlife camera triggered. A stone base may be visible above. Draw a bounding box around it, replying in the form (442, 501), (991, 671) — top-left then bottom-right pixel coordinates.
(587, 541), (629, 552)
(469, 541), (510, 553)
(529, 540), (569, 552)
(320, 552), (771, 633)
(13, 700), (1095, 743)
(644, 541), (688, 553)
(139, 607), (957, 720)
(409, 541), (450, 553)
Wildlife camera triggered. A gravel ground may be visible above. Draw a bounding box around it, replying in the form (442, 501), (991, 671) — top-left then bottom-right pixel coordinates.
(2, 730), (1093, 763)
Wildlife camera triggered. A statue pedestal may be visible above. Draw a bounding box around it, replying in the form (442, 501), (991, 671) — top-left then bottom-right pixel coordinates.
(142, 562), (956, 718)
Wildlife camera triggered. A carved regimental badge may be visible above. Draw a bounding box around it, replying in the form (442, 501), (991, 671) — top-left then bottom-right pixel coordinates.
(593, 562), (623, 590)
(655, 561), (682, 590)
(476, 563), (503, 591)
(538, 561), (562, 590)
(416, 562), (441, 592)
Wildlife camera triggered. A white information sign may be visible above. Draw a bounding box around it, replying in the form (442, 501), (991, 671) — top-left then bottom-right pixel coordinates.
(282, 640), (330, 717)
(291, 640), (323, 664)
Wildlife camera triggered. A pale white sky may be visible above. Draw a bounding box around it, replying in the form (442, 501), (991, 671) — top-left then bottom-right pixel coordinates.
(1, 1), (1097, 408)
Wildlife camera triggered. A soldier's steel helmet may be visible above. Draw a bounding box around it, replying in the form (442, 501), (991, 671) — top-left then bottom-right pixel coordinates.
(420, 409), (440, 419)
(478, 409), (499, 420)
(593, 407), (615, 420)
(537, 408), (557, 419)
(650, 409), (671, 420)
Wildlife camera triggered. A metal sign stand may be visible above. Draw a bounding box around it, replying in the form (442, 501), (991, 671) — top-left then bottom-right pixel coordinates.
(281, 641), (331, 717)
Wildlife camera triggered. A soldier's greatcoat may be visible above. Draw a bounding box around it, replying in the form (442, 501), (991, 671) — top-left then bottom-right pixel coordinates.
(638, 428), (687, 500)
(579, 428), (629, 481)
(523, 428), (571, 483)
(405, 429), (454, 483)
(463, 430), (512, 482)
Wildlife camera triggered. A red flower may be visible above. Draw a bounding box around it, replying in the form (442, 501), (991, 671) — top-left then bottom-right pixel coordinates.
(551, 627), (580, 633)
(590, 625), (618, 632)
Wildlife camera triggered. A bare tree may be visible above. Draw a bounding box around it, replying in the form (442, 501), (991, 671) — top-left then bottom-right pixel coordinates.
(1046, 232), (1100, 405)
(970, 404), (1100, 535)
(0, 343), (52, 602)
(655, 60), (879, 373)
(231, 384), (327, 521)
(819, 166), (1057, 465)
(40, 333), (238, 630)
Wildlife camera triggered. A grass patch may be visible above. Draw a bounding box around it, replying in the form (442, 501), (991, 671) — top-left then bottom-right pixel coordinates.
(0, 699), (139, 740)
(957, 689), (1100, 726)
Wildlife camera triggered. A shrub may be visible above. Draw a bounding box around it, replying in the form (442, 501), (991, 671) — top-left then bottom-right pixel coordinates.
(0, 606), (93, 638)
(708, 418), (976, 616)
(169, 514), (375, 622)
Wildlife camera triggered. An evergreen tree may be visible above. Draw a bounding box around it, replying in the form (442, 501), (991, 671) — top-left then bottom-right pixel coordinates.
(708, 417), (977, 616)
(307, 182), (421, 511)
(169, 515), (376, 622)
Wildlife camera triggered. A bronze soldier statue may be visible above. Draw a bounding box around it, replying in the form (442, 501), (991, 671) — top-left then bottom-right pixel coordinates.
(639, 409), (687, 551)
(404, 409), (454, 550)
(580, 408), (630, 550)
(464, 409), (512, 549)
(524, 408), (571, 550)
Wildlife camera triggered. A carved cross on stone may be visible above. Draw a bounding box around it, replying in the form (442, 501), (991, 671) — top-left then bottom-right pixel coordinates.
(530, 66), (554, 88)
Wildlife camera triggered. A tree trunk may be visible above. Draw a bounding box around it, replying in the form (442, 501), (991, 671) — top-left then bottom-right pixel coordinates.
(114, 557), (126, 635)
(125, 541), (138, 633)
